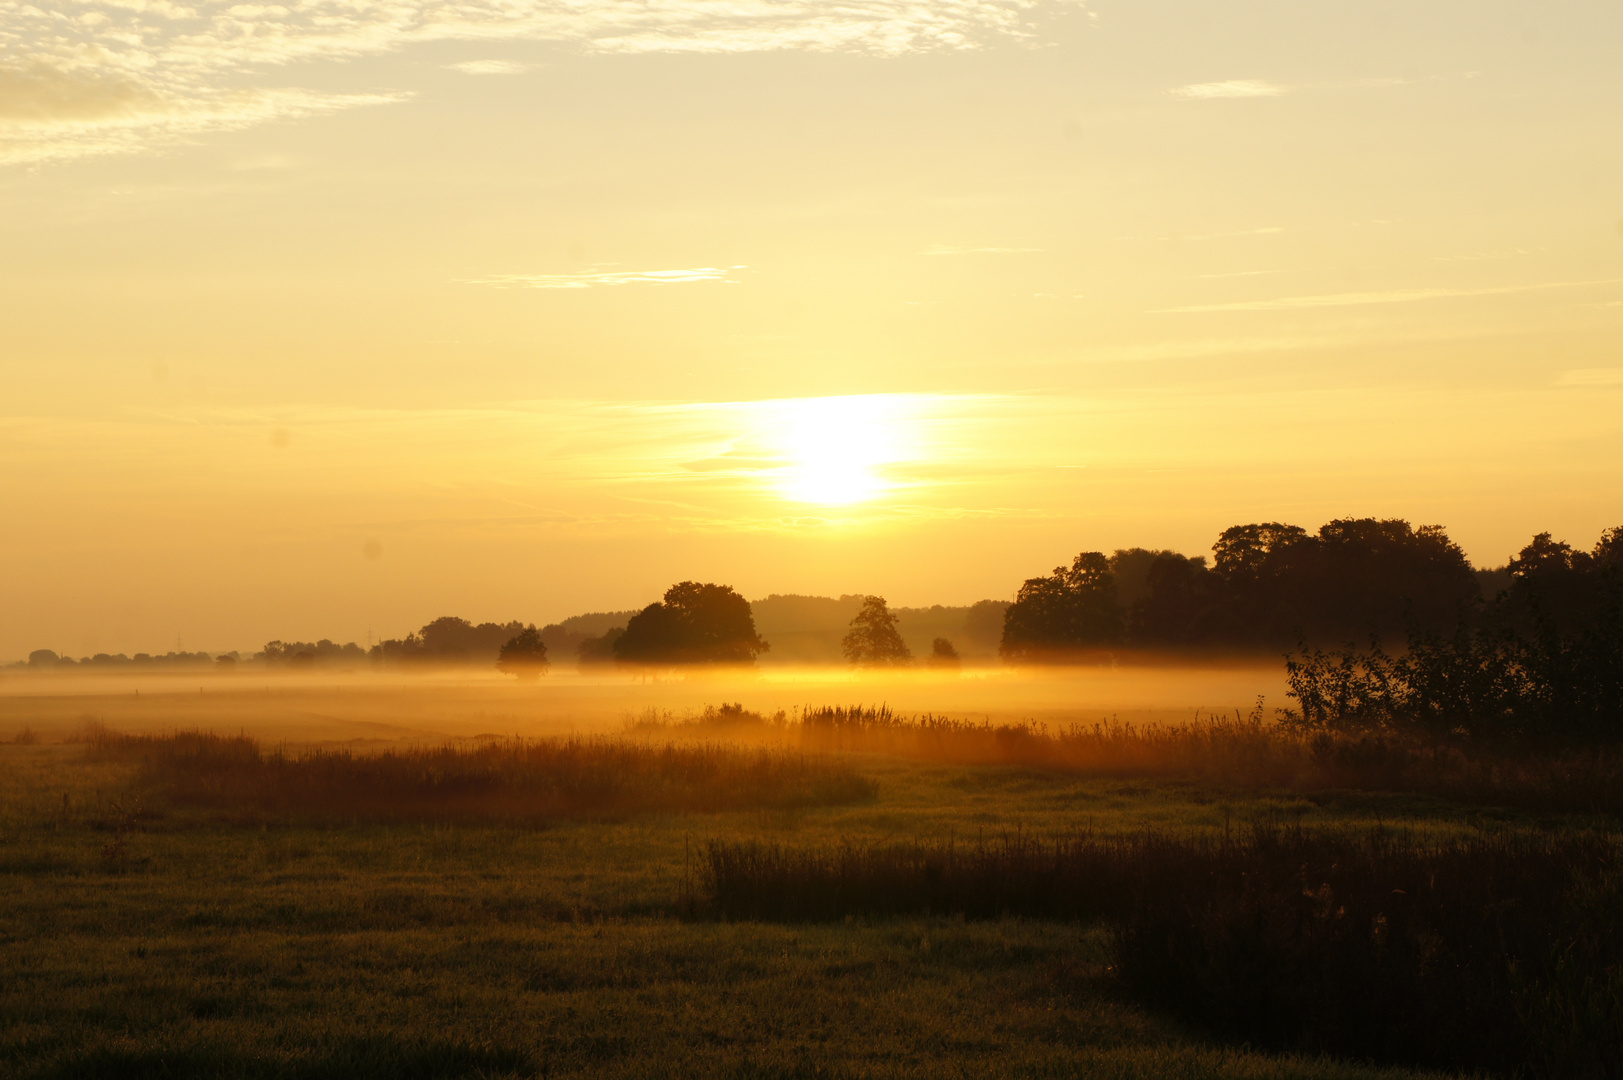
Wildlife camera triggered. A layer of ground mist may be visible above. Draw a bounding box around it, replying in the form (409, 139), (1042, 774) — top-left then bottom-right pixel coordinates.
(0, 661), (1287, 745)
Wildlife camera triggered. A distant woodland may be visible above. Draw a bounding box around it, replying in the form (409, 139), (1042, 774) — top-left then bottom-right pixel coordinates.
(12, 519), (1617, 682)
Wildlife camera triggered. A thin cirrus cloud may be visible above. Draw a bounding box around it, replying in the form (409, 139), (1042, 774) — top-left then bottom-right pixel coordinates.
(466, 266), (748, 289)
(1152, 277), (1623, 314)
(444, 59), (530, 74)
(1168, 79), (1286, 99)
(0, 63), (404, 165)
(2, 0), (1088, 164)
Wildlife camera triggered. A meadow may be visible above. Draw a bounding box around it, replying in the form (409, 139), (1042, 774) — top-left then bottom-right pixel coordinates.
(1, 669), (1616, 1079)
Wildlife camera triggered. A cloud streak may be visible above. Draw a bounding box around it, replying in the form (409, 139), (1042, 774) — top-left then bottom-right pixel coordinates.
(1169, 80), (1284, 99)
(0, 73), (405, 165)
(445, 59), (530, 74)
(1152, 277), (1623, 314)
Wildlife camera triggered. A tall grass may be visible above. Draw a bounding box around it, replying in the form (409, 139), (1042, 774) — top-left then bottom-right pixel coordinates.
(793, 704), (1623, 815)
(703, 825), (1623, 1078)
(87, 730), (876, 822)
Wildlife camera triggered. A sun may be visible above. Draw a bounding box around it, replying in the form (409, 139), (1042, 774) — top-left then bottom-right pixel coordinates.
(767, 396), (911, 506)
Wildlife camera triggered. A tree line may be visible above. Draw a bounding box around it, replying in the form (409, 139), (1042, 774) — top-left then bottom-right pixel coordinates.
(1279, 527), (1623, 747)
(998, 518), (1590, 658)
(16, 519), (1617, 701)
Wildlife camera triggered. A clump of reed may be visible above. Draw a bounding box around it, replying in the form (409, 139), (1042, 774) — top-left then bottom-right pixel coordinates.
(795, 703), (1623, 815)
(87, 730), (875, 823)
(626, 702), (786, 733)
(703, 825), (1623, 1078)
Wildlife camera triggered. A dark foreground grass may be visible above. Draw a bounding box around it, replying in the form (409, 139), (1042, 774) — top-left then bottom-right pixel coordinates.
(5, 916), (1445, 1080)
(787, 705), (1623, 816)
(0, 741), (1456, 1080)
(703, 826), (1623, 1078)
(87, 730), (875, 822)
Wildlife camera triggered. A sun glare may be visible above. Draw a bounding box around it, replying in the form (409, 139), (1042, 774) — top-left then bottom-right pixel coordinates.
(767, 396), (912, 506)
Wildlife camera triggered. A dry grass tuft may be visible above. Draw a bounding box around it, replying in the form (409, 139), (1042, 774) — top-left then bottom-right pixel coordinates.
(791, 704), (1623, 815)
(87, 729), (876, 823)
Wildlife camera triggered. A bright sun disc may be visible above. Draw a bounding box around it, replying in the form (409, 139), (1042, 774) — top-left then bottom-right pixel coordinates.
(768, 396), (910, 506)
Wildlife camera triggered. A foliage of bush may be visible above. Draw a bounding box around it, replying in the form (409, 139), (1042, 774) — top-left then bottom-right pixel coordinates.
(1282, 593), (1623, 748)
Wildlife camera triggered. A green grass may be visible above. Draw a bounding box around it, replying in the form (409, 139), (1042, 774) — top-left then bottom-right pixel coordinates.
(0, 739), (1566, 1079)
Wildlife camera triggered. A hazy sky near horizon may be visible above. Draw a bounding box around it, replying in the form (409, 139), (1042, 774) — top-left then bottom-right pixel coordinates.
(3, 0), (1622, 658)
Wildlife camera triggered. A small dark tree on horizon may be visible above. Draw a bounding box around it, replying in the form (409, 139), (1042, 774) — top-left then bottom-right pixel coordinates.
(927, 637), (960, 670)
(495, 625), (549, 681)
(842, 596), (912, 667)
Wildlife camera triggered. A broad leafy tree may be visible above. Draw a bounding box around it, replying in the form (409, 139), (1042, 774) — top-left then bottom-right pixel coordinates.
(613, 582), (769, 665)
(495, 625), (549, 680)
(1000, 551), (1124, 660)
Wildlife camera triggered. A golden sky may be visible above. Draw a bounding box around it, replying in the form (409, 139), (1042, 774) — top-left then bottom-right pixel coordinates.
(2, 0), (1622, 657)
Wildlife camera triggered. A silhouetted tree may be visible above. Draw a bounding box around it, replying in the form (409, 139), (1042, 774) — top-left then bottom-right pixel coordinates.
(1494, 528), (1623, 639)
(614, 582), (768, 665)
(1306, 519), (1477, 640)
(963, 599), (1010, 654)
(1108, 548), (1186, 612)
(842, 596), (911, 667)
(926, 637), (960, 670)
(1285, 525), (1623, 746)
(264, 639), (367, 665)
(1208, 519), (1477, 646)
(496, 625), (549, 681)
(367, 618), (525, 667)
(1126, 552), (1231, 646)
(1209, 522), (1311, 642)
(1595, 526), (1623, 570)
(576, 627), (625, 667)
(1000, 551), (1124, 661)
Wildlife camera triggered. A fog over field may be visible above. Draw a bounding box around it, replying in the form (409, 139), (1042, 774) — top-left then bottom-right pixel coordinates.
(0, 663), (1286, 746)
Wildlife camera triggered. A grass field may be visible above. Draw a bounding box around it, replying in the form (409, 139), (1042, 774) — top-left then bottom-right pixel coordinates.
(1, 674), (1614, 1079)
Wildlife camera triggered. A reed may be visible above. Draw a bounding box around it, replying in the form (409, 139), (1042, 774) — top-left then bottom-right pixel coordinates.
(87, 729), (876, 823)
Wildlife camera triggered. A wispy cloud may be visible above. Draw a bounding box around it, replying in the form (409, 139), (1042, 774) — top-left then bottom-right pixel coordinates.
(0, 63), (405, 165)
(445, 59), (530, 75)
(923, 244), (1043, 256)
(3, 0), (1089, 163)
(1152, 277), (1623, 314)
(466, 266), (747, 289)
(1168, 80), (1285, 99)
